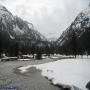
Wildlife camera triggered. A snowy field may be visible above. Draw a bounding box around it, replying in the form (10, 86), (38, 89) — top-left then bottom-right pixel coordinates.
(19, 58), (90, 90)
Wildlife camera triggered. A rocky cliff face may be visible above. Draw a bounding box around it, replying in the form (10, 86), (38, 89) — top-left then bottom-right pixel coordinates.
(57, 6), (90, 49)
(0, 4), (46, 43)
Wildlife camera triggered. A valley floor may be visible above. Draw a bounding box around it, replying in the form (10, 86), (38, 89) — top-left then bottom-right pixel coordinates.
(19, 56), (90, 90)
(0, 58), (61, 90)
(0, 55), (89, 90)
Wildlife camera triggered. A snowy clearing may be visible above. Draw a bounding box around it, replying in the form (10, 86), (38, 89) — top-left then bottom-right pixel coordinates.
(19, 58), (90, 90)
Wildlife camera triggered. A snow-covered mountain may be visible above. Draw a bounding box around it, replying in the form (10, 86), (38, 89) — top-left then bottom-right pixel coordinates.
(57, 5), (90, 48)
(0, 4), (46, 43)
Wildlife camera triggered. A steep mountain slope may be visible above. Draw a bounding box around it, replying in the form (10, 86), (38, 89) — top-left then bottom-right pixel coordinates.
(0, 4), (46, 43)
(0, 4), (47, 56)
(57, 5), (90, 51)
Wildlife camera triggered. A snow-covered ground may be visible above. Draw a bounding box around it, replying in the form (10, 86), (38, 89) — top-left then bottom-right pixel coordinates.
(17, 59), (32, 61)
(19, 58), (90, 90)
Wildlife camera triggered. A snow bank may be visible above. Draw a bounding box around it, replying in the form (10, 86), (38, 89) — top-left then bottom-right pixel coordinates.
(19, 59), (90, 90)
(17, 59), (32, 61)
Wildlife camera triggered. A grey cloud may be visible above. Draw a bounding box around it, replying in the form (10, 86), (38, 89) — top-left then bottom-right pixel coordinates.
(0, 0), (90, 38)
(0, 0), (6, 2)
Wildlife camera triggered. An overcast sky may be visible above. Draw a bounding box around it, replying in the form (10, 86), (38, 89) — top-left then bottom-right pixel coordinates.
(0, 0), (90, 38)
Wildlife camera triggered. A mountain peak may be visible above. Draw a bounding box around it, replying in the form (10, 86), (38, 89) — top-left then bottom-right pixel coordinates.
(0, 4), (7, 11)
(82, 6), (90, 14)
(57, 5), (90, 46)
(0, 4), (46, 43)
(0, 4), (12, 19)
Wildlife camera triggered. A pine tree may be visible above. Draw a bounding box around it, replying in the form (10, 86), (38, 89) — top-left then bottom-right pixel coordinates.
(36, 46), (42, 60)
(71, 31), (77, 58)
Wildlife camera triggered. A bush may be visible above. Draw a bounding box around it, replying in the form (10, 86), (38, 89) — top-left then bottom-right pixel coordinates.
(36, 53), (42, 60)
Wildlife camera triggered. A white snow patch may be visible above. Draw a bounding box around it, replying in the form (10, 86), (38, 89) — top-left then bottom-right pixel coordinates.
(19, 59), (90, 90)
(13, 25), (24, 35)
(10, 34), (15, 39)
(17, 59), (32, 61)
(19, 65), (34, 73)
